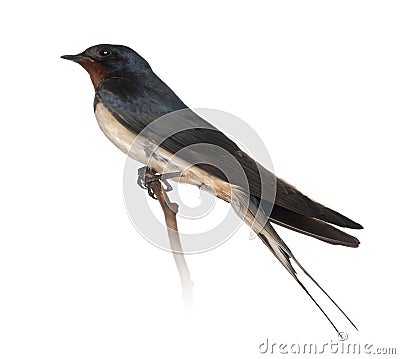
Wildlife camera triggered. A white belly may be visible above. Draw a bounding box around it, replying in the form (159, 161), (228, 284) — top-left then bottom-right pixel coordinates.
(94, 101), (233, 200)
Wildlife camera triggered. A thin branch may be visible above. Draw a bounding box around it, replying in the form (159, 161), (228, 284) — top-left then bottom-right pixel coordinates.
(146, 168), (193, 307)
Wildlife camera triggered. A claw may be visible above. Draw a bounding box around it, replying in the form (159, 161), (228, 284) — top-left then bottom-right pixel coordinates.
(147, 187), (157, 199)
(162, 180), (173, 192)
(136, 167), (182, 198)
(137, 167), (147, 189)
(160, 171), (181, 192)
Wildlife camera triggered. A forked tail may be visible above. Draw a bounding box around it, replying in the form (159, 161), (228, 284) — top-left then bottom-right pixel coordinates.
(231, 189), (358, 333)
(258, 227), (357, 333)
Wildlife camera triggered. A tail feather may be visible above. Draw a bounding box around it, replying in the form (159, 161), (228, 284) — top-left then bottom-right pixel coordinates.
(230, 189), (357, 332)
(258, 227), (357, 333)
(290, 255), (358, 331)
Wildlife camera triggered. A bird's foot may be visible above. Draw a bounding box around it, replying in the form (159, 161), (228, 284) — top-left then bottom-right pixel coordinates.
(137, 167), (181, 199)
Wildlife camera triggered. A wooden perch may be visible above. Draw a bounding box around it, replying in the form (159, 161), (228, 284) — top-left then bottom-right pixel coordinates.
(145, 168), (193, 307)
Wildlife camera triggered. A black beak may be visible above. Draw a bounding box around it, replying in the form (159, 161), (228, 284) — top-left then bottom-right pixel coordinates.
(60, 53), (87, 62)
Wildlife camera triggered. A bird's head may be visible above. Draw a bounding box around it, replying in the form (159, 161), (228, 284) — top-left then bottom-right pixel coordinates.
(61, 44), (151, 87)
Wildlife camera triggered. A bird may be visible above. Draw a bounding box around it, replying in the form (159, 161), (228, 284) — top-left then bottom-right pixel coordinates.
(61, 44), (362, 332)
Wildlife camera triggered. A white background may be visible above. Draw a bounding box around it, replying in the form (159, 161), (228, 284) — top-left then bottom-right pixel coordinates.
(1, 1), (399, 358)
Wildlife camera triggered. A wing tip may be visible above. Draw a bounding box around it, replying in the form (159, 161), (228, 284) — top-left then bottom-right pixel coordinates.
(341, 219), (363, 230)
(353, 222), (363, 230)
(325, 209), (363, 230)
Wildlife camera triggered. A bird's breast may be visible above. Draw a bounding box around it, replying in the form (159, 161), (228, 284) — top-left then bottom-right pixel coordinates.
(94, 100), (138, 156)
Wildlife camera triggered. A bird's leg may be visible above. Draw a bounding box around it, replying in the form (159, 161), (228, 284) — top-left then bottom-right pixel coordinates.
(137, 167), (159, 199)
(137, 166), (181, 199)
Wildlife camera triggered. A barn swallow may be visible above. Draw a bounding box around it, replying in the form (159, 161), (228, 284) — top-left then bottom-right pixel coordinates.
(62, 44), (362, 332)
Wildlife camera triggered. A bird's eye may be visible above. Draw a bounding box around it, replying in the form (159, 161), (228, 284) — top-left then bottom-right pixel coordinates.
(99, 48), (111, 57)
